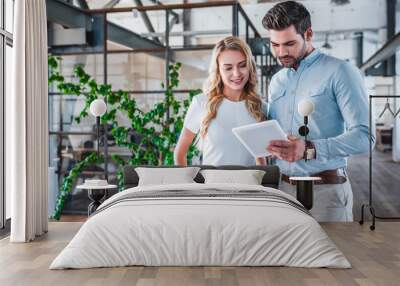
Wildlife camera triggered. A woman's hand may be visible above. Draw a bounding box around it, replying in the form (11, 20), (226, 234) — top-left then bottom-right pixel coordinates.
(255, 157), (266, 165)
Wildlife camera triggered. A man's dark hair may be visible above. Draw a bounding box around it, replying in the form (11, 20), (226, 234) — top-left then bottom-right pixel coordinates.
(262, 1), (311, 37)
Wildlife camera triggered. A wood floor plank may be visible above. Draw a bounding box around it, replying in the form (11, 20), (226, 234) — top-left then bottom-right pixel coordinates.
(348, 152), (400, 221)
(1, 222), (400, 286)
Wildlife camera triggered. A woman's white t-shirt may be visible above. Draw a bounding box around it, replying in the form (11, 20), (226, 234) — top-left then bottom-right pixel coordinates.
(183, 94), (268, 166)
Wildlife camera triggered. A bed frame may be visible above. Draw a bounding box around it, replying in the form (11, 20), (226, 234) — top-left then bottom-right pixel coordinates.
(123, 165), (280, 189)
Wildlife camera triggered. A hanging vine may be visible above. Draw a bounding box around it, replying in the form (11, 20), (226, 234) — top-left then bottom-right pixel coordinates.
(49, 56), (201, 219)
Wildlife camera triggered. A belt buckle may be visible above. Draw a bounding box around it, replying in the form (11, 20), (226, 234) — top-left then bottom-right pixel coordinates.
(318, 169), (347, 184)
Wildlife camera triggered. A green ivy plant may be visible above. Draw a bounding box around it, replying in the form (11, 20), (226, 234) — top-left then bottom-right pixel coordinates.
(53, 153), (103, 220)
(49, 56), (201, 220)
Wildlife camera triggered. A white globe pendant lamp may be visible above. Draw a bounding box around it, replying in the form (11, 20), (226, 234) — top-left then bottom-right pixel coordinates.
(89, 98), (107, 157)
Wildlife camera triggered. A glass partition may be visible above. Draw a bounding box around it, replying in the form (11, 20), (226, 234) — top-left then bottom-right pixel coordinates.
(47, 1), (274, 217)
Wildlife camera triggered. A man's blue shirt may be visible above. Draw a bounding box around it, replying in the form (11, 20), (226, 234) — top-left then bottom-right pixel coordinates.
(268, 48), (374, 176)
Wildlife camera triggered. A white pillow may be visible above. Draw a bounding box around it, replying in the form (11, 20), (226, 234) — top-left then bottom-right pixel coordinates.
(135, 167), (201, 186)
(200, 169), (266, 185)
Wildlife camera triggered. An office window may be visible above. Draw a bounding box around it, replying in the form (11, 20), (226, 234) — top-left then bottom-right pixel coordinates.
(0, 0), (13, 229)
(5, 43), (11, 220)
(5, 0), (12, 33)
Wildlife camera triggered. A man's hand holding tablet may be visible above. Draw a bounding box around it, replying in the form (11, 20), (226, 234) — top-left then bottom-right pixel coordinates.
(267, 134), (307, 162)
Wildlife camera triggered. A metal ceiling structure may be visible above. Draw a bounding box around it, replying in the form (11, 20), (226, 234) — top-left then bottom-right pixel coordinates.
(47, 0), (165, 54)
(361, 32), (400, 73)
(361, 0), (396, 76)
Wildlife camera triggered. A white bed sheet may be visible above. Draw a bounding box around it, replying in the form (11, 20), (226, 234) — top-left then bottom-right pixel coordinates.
(50, 183), (350, 269)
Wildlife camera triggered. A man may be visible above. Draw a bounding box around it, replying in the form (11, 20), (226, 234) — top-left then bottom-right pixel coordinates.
(262, 1), (374, 221)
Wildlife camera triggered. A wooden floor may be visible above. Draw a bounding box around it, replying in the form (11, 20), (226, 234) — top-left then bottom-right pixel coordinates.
(348, 150), (400, 221)
(1, 222), (399, 286)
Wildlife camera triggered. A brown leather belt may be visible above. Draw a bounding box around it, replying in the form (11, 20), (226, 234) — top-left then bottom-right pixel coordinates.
(281, 169), (347, 185)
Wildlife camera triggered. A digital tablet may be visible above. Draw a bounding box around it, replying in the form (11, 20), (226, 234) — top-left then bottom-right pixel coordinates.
(232, 120), (288, 157)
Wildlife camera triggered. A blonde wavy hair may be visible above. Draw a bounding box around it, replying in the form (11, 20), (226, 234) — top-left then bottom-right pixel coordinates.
(200, 36), (265, 138)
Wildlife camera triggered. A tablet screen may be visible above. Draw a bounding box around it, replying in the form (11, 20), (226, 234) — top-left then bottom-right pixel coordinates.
(232, 120), (288, 157)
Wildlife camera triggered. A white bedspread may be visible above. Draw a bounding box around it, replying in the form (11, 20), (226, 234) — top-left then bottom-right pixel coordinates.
(50, 183), (351, 269)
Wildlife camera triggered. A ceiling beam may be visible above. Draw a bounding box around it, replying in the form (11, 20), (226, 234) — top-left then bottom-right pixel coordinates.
(360, 31), (400, 73)
(133, 0), (162, 45)
(86, 1), (237, 13)
(103, 0), (121, 9)
(76, 0), (89, 9)
(46, 0), (164, 51)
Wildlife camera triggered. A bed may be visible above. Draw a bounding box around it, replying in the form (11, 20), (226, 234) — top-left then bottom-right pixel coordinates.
(50, 165), (350, 269)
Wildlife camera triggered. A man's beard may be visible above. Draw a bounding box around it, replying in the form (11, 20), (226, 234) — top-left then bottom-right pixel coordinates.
(278, 56), (300, 68)
(277, 41), (307, 68)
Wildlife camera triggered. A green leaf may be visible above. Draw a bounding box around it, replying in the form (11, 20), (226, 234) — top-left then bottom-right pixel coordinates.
(48, 56), (58, 69)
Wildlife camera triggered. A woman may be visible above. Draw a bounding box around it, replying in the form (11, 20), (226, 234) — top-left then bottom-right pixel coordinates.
(174, 36), (267, 166)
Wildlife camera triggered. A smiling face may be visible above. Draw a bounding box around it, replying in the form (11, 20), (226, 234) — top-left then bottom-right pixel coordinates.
(269, 25), (311, 68)
(217, 49), (249, 93)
